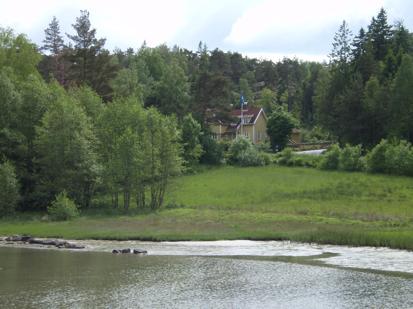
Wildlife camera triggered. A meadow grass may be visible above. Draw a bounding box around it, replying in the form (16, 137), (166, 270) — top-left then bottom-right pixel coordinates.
(1, 165), (413, 250)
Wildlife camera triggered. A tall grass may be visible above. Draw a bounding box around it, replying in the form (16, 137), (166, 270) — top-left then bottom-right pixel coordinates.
(1, 165), (413, 250)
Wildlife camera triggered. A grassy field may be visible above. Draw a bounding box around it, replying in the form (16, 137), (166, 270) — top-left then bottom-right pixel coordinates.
(1, 165), (413, 250)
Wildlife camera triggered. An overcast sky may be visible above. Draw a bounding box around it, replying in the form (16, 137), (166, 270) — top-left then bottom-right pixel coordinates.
(1, 0), (413, 62)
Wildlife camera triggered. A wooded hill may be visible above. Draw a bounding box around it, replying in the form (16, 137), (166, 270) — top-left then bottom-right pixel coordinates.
(1, 8), (413, 214)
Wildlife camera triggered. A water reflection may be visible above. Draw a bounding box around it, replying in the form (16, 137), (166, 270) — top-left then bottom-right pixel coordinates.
(0, 247), (412, 308)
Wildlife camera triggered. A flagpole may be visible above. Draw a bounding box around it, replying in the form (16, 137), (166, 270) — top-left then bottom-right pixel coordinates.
(240, 93), (244, 137)
(241, 104), (243, 137)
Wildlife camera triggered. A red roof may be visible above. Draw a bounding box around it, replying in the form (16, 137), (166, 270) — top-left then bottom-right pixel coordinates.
(230, 107), (263, 124)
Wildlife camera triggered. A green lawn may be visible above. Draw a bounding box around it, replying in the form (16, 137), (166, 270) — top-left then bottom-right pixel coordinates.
(2, 165), (413, 249)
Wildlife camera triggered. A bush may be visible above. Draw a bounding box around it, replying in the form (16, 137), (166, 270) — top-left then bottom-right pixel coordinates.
(338, 144), (365, 172)
(318, 144), (341, 170)
(256, 141), (271, 152)
(384, 140), (413, 176)
(277, 148), (294, 166)
(228, 136), (264, 166)
(0, 161), (20, 217)
(200, 135), (225, 165)
(261, 153), (272, 165)
(366, 139), (390, 173)
(267, 106), (298, 151)
(276, 148), (321, 167)
(47, 191), (79, 221)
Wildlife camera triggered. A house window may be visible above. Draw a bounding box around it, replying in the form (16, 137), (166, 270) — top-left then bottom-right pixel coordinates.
(241, 117), (251, 124)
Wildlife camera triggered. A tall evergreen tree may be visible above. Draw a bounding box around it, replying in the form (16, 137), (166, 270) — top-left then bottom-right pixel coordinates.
(329, 21), (353, 68)
(66, 10), (117, 100)
(42, 17), (64, 55)
(367, 8), (393, 61)
(41, 16), (66, 84)
(389, 54), (413, 142)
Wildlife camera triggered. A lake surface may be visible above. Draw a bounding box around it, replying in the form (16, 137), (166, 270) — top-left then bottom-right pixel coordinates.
(1, 241), (413, 308)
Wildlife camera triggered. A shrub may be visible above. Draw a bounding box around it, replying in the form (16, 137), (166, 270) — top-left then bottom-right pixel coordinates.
(384, 140), (413, 176)
(256, 141), (271, 153)
(276, 148), (321, 168)
(261, 153), (272, 165)
(318, 144), (341, 170)
(277, 148), (294, 166)
(338, 144), (365, 172)
(267, 106), (298, 151)
(47, 191), (79, 221)
(366, 139), (390, 173)
(228, 136), (264, 167)
(200, 135), (225, 165)
(0, 161), (20, 217)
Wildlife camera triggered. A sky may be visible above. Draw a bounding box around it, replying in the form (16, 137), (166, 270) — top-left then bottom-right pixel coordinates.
(1, 0), (413, 62)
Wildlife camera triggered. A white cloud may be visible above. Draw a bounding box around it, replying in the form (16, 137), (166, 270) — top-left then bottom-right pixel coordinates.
(225, 0), (385, 46)
(1, 0), (412, 60)
(0, 0), (190, 49)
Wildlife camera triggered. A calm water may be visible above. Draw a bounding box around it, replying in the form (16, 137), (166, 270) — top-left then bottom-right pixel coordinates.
(1, 246), (413, 308)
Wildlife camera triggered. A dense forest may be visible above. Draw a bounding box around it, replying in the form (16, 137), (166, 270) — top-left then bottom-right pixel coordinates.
(1, 8), (413, 215)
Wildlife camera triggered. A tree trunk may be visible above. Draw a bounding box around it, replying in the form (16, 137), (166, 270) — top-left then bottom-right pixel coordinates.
(112, 191), (119, 208)
(124, 190), (130, 210)
(136, 185), (145, 208)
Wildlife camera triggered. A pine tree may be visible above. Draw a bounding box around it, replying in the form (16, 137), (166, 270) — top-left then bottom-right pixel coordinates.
(66, 10), (117, 100)
(389, 54), (413, 142)
(367, 8), (393, 61)
(329, 21), (353, 67)
(42, 17), (64, 55)
(41, 17), (66, 85)
(351, 28), (367, 60)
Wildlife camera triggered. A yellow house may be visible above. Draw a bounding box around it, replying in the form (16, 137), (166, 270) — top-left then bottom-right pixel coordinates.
(208, 107), (268, 144)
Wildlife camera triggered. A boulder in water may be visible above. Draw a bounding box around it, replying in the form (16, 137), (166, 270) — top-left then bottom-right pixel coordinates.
(133, 249), (147, 254)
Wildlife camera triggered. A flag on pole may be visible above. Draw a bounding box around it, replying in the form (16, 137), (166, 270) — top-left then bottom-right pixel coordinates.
(240, 94), (247, 109)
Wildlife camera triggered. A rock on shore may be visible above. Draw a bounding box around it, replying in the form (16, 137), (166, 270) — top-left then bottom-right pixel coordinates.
(3, 235), (85, 249)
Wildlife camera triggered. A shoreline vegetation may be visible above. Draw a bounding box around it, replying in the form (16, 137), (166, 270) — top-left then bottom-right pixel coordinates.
(2, 8), (413, 253)
(1, 165), (413, 251)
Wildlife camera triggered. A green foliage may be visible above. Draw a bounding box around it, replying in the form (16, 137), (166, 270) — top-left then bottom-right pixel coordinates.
(111, 66), (143, 100)
(388, 54), (413, 142)
(154, 60), (190, 118)
(3, 165), (413, 250)
(266, 106), (297, 152)
(366, 139), (413, 176)
(47, 191), (79, 221)
(97, 97), (182, 210)
(199, 134), (224, 165)
(66, 10), (118, 100)
(181, 114), (203, 167)
(300, 126), (334, 143)
(257, 88), (277, 113)
(276, 148), (321, 167)
(276, 148), (294, 166)
(366, 139), (389, 173)
(35, 85), (100, 208)
(0, 161), (20, 217)
(69, 86), (104, 123)
(0, 71), (24, 162)
(228, 136), (264, 167)
(42, 16), (64, 55)
(338, 144), (365, 171)
(0, 28), (41, 80)
(383, 140), (413, 176)
(318, 144), (341, 170)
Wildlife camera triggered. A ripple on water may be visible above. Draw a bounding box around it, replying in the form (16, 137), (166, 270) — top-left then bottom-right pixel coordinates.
(0, 250), (412, 309)
(71, 239), (413, 274)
